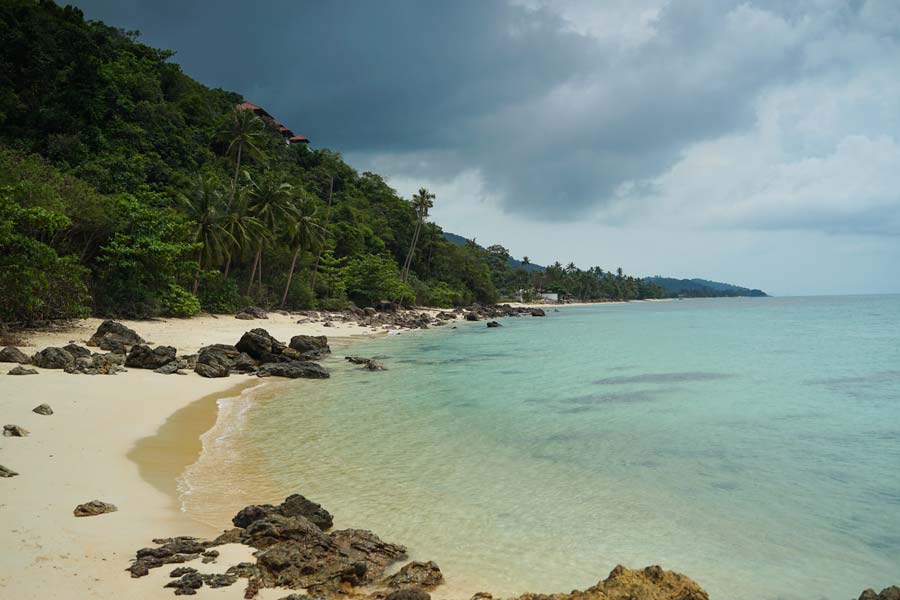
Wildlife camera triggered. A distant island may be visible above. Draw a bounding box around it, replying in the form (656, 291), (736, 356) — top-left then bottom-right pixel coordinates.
(644, 277), (768, 298)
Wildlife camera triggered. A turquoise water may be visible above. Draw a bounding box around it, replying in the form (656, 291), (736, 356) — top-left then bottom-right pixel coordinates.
(182, 296), (900, 599)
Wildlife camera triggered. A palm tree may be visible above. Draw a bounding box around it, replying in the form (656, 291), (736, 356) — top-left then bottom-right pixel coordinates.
(401, 187), (435, 282)
(281, 197), (325, 308)
(310, 176), (334, 290)
(221, 186), (266, 279)
(244, 172), (297, 296)
(218, 107), (268, 212)
(180, 174), (234, 294)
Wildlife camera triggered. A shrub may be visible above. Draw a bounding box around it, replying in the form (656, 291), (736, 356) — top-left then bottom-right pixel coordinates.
(159, 284), (200, 317)
(278, 273), (316, 310)
(428, 281), (464, 308)
(197, 271), (241, 313)
(343, 254), (414, 306)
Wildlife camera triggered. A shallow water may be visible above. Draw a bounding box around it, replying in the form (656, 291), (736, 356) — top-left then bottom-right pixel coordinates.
(181, 296), (900, 599)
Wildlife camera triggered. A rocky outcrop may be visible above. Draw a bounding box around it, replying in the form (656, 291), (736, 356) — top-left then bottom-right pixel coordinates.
(529, 308), (546, 317)
(236, 306), (269, 320)
(32, 403), (53, 415)
(3, 424), (29, 437)
(127, 536), (209, 578)
(9, 366), (38, 375)
(486, 321), (501, 328)
(88, 320), (145, 348)
(74, 500), (118, 517)
(385, 589), (430, 600)
(510, 565), (708, 600)
(0, 346), (30, 364)
(465, 313), (480, 321)
(65, 352), (125, 375)
(236, 329), (286, 360)
(230, 493), (335, 532)
(859, 586), (900, 600)
(0, 464), (18, 478)
(63, 343), (92, 358)
(345, 356), (385, 371)
(31, 347), (74, 369)
(382, 561), (444, 589)
(257, 361), (329, 379)
(125, 344), (177, 369)
(195, 344), (242, 378)
(288, 335), (331, 358)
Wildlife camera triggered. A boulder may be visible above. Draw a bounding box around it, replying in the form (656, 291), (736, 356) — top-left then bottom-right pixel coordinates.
(486, 321), (501, 328)
(97, 333), (129, 353)
(170, 567), (198, 578)
(233, 504), (278, 529)
(385, 589), (430, 600)
(257, 361), (329, 379)
(279, 494), (333, 531)
(195, 344), (240, 378)
(63, 343), (92, 358)
(859, 587), (900, 600)
(31, 347), (74, 369)
(288, 335), (330, 358)
(383, 561), (444, 589)
(0, 464), (18, 478)
(0, 346), (30, 364)
(364, 307), (377, 317)
(236, 329), (286, 360)
(65, 352), (125, 375)
(465, 313), (480, 321)
(32, 403), (53, 415)
(88, 320), (144, 347)
(236, 306), (269, 319)
(125, 344), (177, 369)
(74, 500), (118, 517)
(9, 366), (38, 375)
(529, 308), (546, 317)
(509, 565), (708, 600)
(3, 424), (29, 437)
(345, 356), (385, 371)
(235, 312), (255, 320)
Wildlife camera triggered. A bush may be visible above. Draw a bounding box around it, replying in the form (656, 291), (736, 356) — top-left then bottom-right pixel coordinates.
(343, 254), (414, 306)
(197, 271), (241, 313)
(428, 281), (464, 308)
(278, 274), (316, 310)
(159, 284), (200, 317)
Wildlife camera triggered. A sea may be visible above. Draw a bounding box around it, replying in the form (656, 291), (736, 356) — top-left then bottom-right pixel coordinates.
(178, 295), (900, 600)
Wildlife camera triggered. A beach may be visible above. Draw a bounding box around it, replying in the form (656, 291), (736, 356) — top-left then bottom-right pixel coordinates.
(0, 312), (390, 599)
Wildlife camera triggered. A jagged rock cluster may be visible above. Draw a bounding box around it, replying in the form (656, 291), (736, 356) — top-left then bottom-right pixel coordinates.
(859, 586), (900, 600)
(194, 329), (331, 379)
(505, 565), (708, 600)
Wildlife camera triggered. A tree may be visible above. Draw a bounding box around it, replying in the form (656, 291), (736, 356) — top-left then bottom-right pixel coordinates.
(401, 187), (435, 282)
(281, 196), (325, 308)
(180, 173), (234, 294)
(218, 106), (268, 211)
(244, 172), (296, 296)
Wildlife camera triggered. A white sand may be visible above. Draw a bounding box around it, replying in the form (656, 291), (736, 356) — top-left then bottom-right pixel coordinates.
(0, 313), (387, 599)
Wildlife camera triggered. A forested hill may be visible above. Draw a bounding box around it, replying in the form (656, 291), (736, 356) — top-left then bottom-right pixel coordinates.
(0, 1), (665, 324)
(442, 232), (544, 271)
(645, 277), (768, 298)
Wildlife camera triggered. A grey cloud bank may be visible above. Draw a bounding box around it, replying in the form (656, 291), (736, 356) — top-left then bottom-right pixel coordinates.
(71, 0), (900, 294)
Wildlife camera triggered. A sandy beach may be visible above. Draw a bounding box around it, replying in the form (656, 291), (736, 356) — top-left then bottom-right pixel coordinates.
(0, 312), (388, 599)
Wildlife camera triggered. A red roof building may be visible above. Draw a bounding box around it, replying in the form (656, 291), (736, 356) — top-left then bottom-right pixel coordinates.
(236, 101), (309, 144)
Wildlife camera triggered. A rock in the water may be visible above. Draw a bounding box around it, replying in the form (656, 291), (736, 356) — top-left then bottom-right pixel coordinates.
(511, 565), (708, 600)
(9, 366), (38, 375)
(383, 561), (444, 589)
(31, 347), (75, 369)
(486, 321), (501, 328)
(232, 504), (278, 529)
(32, 403), (53, 415)
(125, 344), (177, 369)
(0, 464), (18, 477)
(0, 346), (30, 364)
(236, 329), (285, 360)
(74, 500), (118, 517)
(3, 424), (29, 437)
(257, 361), (329, 379)
(385, 589), (431, 600)
(529, 308), (546, 317)
(859, 587), (900, 600)
(236, 306), (268, 319)
(288, 335), (330, 358)
(465, 313), (480, 321)
(345, 356), (385, 371)
(279, 494), (334, 531)
(88, 320), (145, 347)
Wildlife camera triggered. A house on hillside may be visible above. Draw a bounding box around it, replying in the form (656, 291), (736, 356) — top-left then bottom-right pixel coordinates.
(237, 101), (310, 145)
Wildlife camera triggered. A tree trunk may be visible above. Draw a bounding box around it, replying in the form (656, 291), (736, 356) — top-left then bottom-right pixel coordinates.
(402, 219), (422, 282)
(246, 248), (260, 296)
(281, 247), (300, 308)
(223, 254), (232, 278)
(192, 247), (203, 295)
(227, 142), (243, 212)
(310, 176), (334, 290)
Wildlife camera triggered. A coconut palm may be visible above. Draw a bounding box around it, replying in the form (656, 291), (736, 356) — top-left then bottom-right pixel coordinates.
(244, 172), (297, 296)
(401, 187), (435, 282)
(180, 174), (235, 294)
(281, 197), (325, 308)
(218, 107), (268, 211)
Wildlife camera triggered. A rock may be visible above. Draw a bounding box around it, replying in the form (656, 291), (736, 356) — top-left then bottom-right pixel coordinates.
(235, 312), (254, 320)
(257, 361), (329, 379)
(195, 344), (241, 378)
(510, 565), (708, 600)
(859, 587), (900, 600)
(364, 307), (377, 317)
(236, 306), (268, 319)
(74, 500), (118, 517)
(97, 333), (129, 353)
(9, 366), (38, 375)
(3, 424), (29, 437)
(465, 313), (480, 321)
(88, 320), (145, 347)
(385, 589), (430, 600)
(289, 335), (331, 358)
(65, 352), (125, 375)
(63, 343), (92, 358)
(529, 308), (546, 317)
(345, 356), (386, 370)
(225, 562), (259, 579)
(383, 560), (444, 589)
(0, 464), (18, 477)
(203, 572), (237, 588)
(32, 403), (53, 415)
(125, 344), (177, 369)
(279, 494), (334, 531)
(470, 593), (493, 600)
(277, 595), (311, 600)
(201, 549), (220, 563)
(31, 347), (74, 369)
(128, 537), (208, 578)
(0, 346), (30, 364)
(170, 567), (198, 578)
(236, 329), (286, 359)
(486, 321), (501, 328)
(154, 362), (182, 375)
(165, 571), (204, 591)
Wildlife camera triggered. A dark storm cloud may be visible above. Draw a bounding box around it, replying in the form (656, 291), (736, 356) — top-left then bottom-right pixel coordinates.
(70, 1), (900, 230)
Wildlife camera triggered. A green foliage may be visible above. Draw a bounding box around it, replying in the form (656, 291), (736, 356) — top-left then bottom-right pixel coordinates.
(343, 254), (414, 306)
(427, 281), (465, 308)
(197, 271), (241, 313)
(277, 273), (316, 310)
(159, 283), (200, 317)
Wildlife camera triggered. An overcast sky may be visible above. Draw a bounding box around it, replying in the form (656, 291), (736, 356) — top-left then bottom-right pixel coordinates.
(72, 0), (900, 295)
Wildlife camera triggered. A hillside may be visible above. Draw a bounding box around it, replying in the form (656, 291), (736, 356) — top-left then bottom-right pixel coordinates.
(645, 277), (768, 298)
(442, 232), (544, 271)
